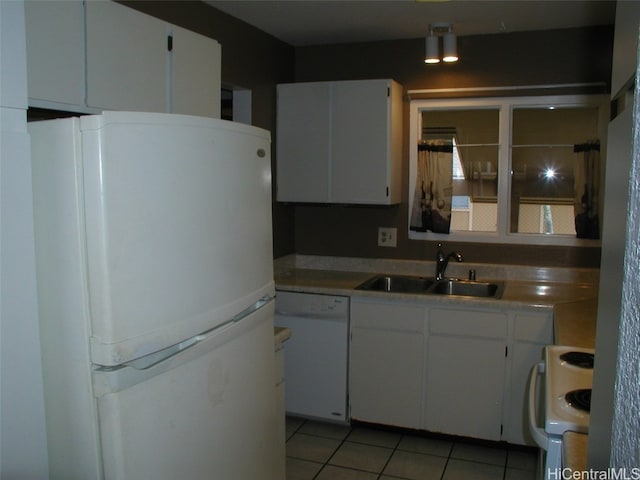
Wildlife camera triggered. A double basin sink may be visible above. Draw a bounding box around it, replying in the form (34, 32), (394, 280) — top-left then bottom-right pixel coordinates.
(355, 274), (504, 299)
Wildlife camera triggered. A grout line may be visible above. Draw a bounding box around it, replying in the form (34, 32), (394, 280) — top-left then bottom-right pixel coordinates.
(286, 417), (531, 480)
(375, 431), (403, 479)
(312, 422), (353, 480)
(439, 446), (452, 480)
(503, 449), (510, 480)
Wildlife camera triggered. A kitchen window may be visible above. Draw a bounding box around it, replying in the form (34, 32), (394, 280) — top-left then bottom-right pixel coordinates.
(408, 94), (608, 246)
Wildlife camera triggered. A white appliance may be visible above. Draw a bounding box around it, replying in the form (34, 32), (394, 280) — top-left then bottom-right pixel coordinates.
(274, 291), (349, 423)
(529, 345), (594, 479)
(29, 111), (284, 480)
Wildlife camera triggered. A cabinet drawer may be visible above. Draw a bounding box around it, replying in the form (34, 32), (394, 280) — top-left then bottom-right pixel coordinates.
(351, 300), (424, 332)
(429, 308), (507, 338)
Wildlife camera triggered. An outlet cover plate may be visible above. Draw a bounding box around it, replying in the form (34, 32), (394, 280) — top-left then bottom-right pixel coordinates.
(378, 227), (397, 247)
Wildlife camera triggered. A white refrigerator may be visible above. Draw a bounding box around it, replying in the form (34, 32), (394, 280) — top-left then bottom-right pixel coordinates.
(29, 112), (284, 480)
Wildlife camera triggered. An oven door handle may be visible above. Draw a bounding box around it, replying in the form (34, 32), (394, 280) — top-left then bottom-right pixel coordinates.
(528, 362), (548, 450)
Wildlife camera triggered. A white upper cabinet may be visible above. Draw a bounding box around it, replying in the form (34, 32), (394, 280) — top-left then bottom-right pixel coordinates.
(25, 0), (85, 109)
(170, 25), (221, 118)
(276, 79), (402, 205)
(85, 0), (168, 113)
(331, 80), (402, 204)
(25, 0), (221, 117)
(276, 82), (332, 202)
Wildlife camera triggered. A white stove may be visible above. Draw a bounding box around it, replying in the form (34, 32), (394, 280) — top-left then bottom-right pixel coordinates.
(529, 345), (594, 479)
(545, 345), (593, 434)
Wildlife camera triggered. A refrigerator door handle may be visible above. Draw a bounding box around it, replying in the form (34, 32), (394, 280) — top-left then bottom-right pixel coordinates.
(121, 332), (208, 371)
(102, 295), (274, 372)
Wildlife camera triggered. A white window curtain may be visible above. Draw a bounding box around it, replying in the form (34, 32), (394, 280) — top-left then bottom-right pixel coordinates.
(410, 140), (453, 234)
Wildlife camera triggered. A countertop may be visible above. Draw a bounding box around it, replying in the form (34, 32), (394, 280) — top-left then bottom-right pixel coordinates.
(553, 297), (598, 348)
(275, 267), (598, 317)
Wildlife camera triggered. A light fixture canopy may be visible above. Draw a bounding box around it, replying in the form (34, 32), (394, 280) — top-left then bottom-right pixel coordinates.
(424, 23), (458, 64)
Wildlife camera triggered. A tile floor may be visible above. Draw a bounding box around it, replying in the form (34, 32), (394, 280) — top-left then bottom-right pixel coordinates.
(285, 417), (538, 480)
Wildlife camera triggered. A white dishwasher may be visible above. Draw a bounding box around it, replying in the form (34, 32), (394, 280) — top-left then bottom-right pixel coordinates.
(274, 291), (349, 423)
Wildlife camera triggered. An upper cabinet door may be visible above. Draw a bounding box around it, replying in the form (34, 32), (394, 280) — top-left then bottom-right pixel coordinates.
(331, 79), (401, 204)
(276, 82), (332, 202)
(25, 0), (85, 110)
(276, 79), (402, 205)
(170, 25), (221, 118)
(85, 1), (167, 113)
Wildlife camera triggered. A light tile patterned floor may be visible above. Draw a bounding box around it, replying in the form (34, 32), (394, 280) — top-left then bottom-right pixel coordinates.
(285, 417), (538, 480)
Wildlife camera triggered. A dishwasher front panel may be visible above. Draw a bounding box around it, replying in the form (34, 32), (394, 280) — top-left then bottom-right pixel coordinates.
(274, 291), (349, 423)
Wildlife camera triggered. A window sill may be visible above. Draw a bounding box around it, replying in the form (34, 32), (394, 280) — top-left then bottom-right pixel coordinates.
(408, 230), (601, 247)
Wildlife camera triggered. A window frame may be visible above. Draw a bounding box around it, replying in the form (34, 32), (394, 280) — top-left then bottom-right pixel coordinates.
(408, 94), (609, 246)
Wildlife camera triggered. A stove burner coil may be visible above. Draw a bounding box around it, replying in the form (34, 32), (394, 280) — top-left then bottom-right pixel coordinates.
(565, 389), (592, 412)
(560, 351), (594, 369)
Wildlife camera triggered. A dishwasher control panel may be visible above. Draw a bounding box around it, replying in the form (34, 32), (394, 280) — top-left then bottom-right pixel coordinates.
(275, 291), (348, 319)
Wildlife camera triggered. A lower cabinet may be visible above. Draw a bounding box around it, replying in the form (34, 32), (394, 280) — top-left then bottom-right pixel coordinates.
(350, 299), (425, 428)
(349, 297), (553, 446)
(503, 311), (554, 445)
(425, 308), (508, 441)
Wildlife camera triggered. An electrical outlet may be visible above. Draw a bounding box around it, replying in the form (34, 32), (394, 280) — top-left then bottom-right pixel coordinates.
(378, 227), (397, 247)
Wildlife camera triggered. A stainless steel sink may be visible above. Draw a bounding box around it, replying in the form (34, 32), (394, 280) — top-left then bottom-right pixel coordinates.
(356, 274), (434, 294)
(431, 279), (504, 299)
(356, 274), (504, 299)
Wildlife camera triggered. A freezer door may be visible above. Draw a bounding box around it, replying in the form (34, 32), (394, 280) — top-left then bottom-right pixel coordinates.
(79, 112), (274, 365)
(93, 300), (284, 480)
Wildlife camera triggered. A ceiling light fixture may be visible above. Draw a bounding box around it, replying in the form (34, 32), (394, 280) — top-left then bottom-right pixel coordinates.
(442, 29), (458, 62)
(425, 30), (440, 64)
(424, 23), (458, 64)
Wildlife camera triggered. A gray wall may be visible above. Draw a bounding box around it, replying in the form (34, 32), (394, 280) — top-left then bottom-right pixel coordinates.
(129, 1), (613, 268)
(291, 26), (613, 267)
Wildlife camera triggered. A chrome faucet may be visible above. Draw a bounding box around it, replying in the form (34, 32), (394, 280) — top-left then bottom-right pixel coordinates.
(435, 243), (464, 281)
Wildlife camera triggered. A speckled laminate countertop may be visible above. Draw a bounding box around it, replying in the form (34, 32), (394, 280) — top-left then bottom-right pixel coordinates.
(275, 267), (598, 316)
(553, 297), (598, 348)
